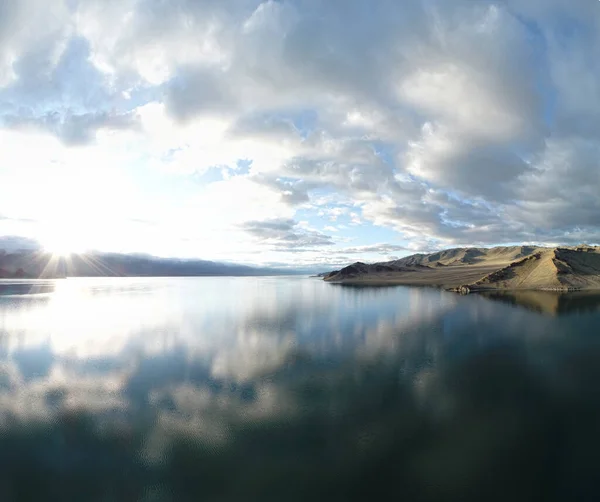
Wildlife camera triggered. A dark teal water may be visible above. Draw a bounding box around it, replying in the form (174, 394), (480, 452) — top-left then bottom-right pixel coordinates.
(1, 277), (600, 501)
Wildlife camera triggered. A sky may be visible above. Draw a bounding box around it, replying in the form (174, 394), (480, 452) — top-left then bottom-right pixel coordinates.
(1, 0), (600, 267)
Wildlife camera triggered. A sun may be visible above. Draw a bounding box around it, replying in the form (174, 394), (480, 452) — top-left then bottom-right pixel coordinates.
(42, 231), (87, 256)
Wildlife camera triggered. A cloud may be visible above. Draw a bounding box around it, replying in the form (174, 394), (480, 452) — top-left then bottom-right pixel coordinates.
(165, 67), (236, 123)
(249, 173), (312, 206)
(507, 138), (600, 239)
(397, 4), (541, 141)
(2, 0), (600, 261)
(2, 110), (139, 146)
(241, 218), (335, 250)
(334, 244), (413, 256)
(405, 123), (532, 202)
(0, 33), (140, 145)
(0, 0), (71, 87)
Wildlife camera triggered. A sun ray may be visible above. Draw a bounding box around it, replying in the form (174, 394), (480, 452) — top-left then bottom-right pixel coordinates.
(73, 253), (122, 277)
(38, 253), (63, 279)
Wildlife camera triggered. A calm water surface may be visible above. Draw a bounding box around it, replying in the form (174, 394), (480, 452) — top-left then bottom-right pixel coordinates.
(2, 277), (600, 501)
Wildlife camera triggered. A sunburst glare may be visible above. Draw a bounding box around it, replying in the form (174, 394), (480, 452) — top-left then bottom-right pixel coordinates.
(42, 232), (86, 257)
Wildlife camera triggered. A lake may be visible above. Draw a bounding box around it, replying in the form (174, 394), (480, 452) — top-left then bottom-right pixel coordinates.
(2, 277), (600, 501)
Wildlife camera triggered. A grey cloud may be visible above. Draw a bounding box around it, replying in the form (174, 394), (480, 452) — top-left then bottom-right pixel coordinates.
(0, 0), (70, 85)
(240, 129), (403, 206)
(4, 36), (111, 110)
(234, 114), (402, 195)
(250, 174), (312, 206)
(0, 1), (19, 42)
(164, 67), (236, 123)
(507, 0), (600, 136)
(0, 33), (140, 144)
(335, 244), (412, 256)
(405, 129), (533, 202)
(508, 139), (600, 231)
(274, 1), (400, 101)
(281, 156), (391, 194)
(359, 187), (539, 249)
(227, 111), (302, 142)
(413, 3), (542, 138)
(155, 0), (429, 120)
(242, 218), (334, 249)
(362, 199), (444, 240)
(3, 110), (140, 145)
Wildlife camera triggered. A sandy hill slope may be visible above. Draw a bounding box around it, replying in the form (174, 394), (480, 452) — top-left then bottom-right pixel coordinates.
(472, 247), (600, 291)
(387, 246), (540, 268)
(323, 246), (600, 290)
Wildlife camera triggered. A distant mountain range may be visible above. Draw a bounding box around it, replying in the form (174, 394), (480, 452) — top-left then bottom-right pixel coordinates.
(0, 250), (295, 278)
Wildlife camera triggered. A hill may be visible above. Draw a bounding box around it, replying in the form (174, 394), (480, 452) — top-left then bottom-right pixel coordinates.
(471, 247), (600, 291)
(323, 245), (600, 291)
(0, 250), (291, 279)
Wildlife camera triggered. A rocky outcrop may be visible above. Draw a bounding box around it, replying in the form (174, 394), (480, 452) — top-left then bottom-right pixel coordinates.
(450, 286), (471, 295)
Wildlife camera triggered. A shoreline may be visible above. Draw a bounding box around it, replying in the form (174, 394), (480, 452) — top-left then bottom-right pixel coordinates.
(325, 278), (596, 295)
(323, 277), (594, 293)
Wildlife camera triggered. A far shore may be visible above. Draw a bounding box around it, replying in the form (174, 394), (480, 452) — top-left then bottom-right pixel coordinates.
(324, 265), (501, 289)
(325, 275), (594, 293)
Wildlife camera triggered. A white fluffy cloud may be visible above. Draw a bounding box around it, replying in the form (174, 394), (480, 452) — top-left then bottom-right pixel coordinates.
(1, 0), (600, 263)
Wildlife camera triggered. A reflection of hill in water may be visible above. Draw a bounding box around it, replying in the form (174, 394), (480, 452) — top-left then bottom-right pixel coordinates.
(332, 283), (403, 290)
(331, 283), (412, 300)
(479, 290), (600, 316)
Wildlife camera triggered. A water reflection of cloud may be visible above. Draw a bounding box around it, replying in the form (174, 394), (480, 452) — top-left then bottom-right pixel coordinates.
(1, 279), (456, 368)
(0, 279), (460, 440)
(211, 328), (297, 381)
(4, 278), (600, 499)
(0, 358), (130, 428)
